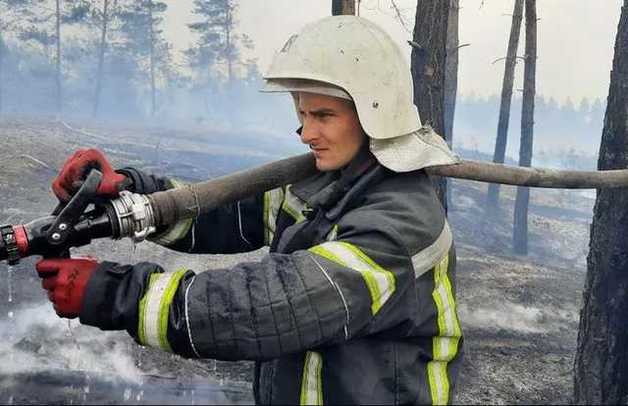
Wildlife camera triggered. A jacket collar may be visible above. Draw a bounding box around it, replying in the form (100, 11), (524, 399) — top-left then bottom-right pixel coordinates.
(290, 143), (379, 214)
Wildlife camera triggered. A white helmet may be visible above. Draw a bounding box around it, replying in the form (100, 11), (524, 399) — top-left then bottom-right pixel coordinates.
(262, 15), (458, 172)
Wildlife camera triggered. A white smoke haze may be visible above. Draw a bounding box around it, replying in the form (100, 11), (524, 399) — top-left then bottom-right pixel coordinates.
(0, 303), (143, 384)
(458, 302), (578, 334)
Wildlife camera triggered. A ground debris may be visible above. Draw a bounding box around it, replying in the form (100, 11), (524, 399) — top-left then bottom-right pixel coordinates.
(0, 117), (590, 404)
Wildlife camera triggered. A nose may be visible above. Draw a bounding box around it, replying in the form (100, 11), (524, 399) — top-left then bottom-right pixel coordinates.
(299, 117), (318, 145)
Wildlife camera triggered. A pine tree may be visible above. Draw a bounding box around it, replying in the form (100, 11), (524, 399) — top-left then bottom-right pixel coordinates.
(116, 0), (170, 116)
(187, 0), (252, 87)
(486, 0), (524, 210)
(411, 0), (450, 209)
(0, 0), (34, 114)
(17, 0), (92, 115)
(575, 2), (628, 401)
(512, 0), (537, 255)
(92, 0), (111, 117)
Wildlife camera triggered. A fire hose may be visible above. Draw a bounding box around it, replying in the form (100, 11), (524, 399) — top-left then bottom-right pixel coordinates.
(2, 152), (628, 265)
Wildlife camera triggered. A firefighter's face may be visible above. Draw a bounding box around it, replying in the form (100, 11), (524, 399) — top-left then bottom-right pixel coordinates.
(297, 92), (366, 171)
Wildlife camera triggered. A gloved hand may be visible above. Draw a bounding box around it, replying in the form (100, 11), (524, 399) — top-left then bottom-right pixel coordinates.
(52, 148), (129, 202)
(36, 257), (99, 319)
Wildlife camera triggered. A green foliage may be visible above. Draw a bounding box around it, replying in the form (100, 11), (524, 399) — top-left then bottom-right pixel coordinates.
(187, 0), (254, 84)
(116, 0), (168, 56)
(18, 26), (55, 46)
(62, 1), (93, 24)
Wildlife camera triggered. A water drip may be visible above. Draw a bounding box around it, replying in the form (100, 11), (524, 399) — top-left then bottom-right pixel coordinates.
(7, 265), (13, 304)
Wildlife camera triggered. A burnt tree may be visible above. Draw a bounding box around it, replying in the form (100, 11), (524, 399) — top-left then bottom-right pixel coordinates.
(512, 0), (536, 255)
(443, 0), (459, 148)
(411, 0), (450, 209)
(148, 0), (156, 115)
(444, 0), (459, 209)
(574, 1), (628, 403)
(487, 0), (524, 209)
(54, 0), (62, 115)
(332, 0), (355, 15)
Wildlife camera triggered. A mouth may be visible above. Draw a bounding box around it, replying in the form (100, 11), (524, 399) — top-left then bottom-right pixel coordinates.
(311, 148), (327, 158)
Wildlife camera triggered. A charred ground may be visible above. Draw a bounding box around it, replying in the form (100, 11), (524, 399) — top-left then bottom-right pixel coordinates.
(0, 117), (591, 404)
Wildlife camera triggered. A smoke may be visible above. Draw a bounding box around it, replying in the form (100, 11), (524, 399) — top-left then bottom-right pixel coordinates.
(458, 302), (577, 334)
(0, 303), (143, 384)
(0, 301), (254, 404)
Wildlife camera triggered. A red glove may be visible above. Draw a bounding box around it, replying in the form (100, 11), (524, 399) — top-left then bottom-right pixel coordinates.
(36, 257), (99, 319)
(52, 149), (128, 202)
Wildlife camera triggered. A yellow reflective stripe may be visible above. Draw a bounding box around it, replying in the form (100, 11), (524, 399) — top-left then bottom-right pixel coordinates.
(309, 241), (395, 315)
(427, 254), (462, 405)
(151, 217), (194, 245)
(138, 269), (187, 352)
(150, 178), (194, 245)
(325, 225), (338, 241)
(281, 186), (307, 223)
(300, 351), (323, 405)
(427, 361), (449, 406)
(263, 188), (284, 245)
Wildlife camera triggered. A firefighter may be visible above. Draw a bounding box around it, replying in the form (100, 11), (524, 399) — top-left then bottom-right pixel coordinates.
(36, 16), (463, 405)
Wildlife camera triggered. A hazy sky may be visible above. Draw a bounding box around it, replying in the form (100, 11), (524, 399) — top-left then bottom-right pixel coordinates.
(164, 0), (622, 104)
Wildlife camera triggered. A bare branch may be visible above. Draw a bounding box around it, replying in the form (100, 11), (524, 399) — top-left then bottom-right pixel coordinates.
(448, 43), (471, 53)
(390, 0), (411, 34)
(19, 154), (50, 170)
(407, 40), (423, 49)
(491, 55), (526, 64)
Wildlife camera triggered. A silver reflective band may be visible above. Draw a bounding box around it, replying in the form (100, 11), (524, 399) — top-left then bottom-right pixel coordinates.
(184, 275), (201, 358)
(300, 351), (323, 405)
(282, 186), (307, 223)
(142, 274), (172, 349)
(110, 191), (157, 242)
(264, 188), (284, 245)
(411, 221), (453, 278)
(309, 254), (350, 340)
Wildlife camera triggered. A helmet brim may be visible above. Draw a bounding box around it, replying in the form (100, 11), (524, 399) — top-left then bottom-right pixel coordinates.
(261, 79), (353, 101)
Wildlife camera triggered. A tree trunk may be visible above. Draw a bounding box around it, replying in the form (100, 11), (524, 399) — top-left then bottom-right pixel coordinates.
(93, 0), (109, 117)
(0, 31), (4, 115)
(411, 0), (450, 209)
(444, 0), (459, 148)
(487, 0), (524, 209)
(148, 0), (156, 116)
(225, 2), (233, 85)
(444, 0), (459, 210)
(513, 0), (536, 255)
(332, 0), (355, 15)
(55, 0), (62, 116)
(574, 2), (628, 403)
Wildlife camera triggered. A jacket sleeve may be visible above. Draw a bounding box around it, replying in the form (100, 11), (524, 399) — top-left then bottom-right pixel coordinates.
(79, 177), (457, 362)
(119, 167), (281, 254)
(147, 185), (287, 254)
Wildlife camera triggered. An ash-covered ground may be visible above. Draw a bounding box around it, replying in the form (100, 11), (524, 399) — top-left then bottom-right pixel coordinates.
(0, 117), (592, 404)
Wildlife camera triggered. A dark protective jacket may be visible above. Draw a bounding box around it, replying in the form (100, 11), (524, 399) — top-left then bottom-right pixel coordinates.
(81, 149), (463, 405)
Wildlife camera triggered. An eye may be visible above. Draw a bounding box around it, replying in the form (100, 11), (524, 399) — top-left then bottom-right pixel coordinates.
(316, 113), (333, 121)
